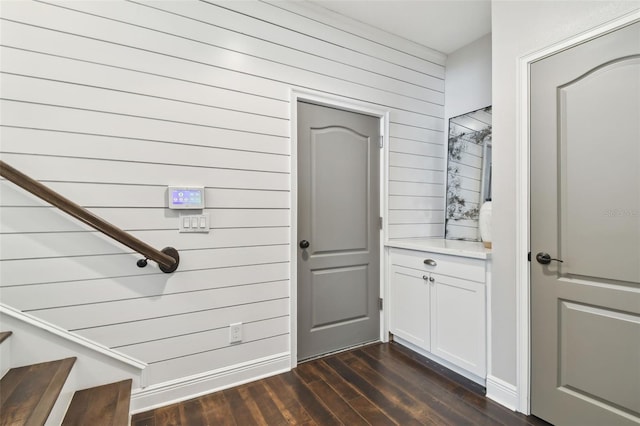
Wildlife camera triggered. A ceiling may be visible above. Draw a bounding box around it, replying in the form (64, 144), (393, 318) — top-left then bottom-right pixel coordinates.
(308, 0), (492, 55)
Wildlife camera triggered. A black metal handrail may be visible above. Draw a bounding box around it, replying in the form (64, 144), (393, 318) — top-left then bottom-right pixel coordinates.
(0, 160), (179, 273)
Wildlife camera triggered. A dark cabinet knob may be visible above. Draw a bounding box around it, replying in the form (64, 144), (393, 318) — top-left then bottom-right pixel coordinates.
(299, 240), (310, 249)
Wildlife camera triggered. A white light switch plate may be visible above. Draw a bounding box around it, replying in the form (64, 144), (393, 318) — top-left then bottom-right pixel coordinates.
(179, 213), (209, 233)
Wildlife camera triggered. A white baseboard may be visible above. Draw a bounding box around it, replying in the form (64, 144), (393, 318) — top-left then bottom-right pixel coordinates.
(130, 352), (291, 413)
(393, 336), (485, 386)
(486, 375), (519, 411)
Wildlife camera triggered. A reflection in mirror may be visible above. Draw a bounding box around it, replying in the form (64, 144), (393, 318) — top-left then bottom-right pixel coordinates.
(445, 106), (492, 241)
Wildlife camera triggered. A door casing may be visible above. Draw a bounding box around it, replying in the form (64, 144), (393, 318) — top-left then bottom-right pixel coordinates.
(514, 11), (640, 414)
(289, 89), (389, 368)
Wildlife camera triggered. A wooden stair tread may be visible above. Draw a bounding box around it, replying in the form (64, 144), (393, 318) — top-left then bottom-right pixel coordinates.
(62, 379), (132, 426)
(0, 332), (12, 345)
(0, 357), (76, 426)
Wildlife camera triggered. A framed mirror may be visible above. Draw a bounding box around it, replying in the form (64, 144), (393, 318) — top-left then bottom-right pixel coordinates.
(445, 106), (492, 241)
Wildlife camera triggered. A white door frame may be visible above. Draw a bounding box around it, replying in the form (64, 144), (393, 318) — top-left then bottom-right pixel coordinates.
(515, 10), (640, 414)
(289, 88), (390, 368)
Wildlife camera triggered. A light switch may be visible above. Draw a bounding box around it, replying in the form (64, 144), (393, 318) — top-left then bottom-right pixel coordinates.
(179, 213), (209, 233)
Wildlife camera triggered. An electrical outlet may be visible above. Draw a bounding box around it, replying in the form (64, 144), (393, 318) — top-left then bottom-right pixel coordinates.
(229, 322), (242, 343)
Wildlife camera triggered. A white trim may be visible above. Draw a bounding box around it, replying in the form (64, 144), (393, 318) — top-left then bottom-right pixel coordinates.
(393, 336), (485, 386)
(515, 10), (640, 415)
(486, 375), (519, 412)
(289, 88), (389, 368)
(130, 352), (290, 413)
(0, 303), (147, 371)
(485, 259), (493, 390)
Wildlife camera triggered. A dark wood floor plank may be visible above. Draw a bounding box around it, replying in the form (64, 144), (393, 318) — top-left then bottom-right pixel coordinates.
(190, 391), (237, 426)
(339, 351), (454, 425)
(131, 342), (550, 426)
(384, 343), (528, 424)
(294, 361), (323, 384)
(358, 346), (500, 425)
(62, 379), (132, 426)
(311, 360), (361, 401)
(153, 403), (183, 426)
(0, 357), (76, 426)
(349, 395), (398, 426)
(262, 375), (315, 425)
(277, 371), (341, 426)
(382, 343), (550, 426)
(223, 385), (267, 425)
(302, 376), (369, 426)
(310, 359), (397, 426)
(324, 354), (426, 426)
(247, 381), (289, 426)
(178, 396), (210, 426)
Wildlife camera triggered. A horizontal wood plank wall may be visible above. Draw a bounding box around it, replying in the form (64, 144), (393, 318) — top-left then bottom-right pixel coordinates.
(0, 0), (445, 389)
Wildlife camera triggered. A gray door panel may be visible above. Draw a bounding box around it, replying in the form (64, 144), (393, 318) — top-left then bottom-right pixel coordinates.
(530, 22), (640, 425)
(297, 101), (380, 361)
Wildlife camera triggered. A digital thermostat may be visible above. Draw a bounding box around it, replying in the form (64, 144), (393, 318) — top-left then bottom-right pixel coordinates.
(167, 186), (205, 209)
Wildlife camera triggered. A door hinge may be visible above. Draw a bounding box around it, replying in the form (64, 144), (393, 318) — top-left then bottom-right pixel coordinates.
(528, 252), (531, 262)
(379, 298), (383, 310)
(379, 135), (384, 149)
(379, 217), (383, 230)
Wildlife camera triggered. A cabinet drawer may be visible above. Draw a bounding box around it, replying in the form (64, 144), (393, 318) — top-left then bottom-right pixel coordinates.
(390, 248), (485, 283)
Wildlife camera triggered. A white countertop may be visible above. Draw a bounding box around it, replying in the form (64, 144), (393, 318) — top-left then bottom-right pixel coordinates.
(385, 238), (491, 260)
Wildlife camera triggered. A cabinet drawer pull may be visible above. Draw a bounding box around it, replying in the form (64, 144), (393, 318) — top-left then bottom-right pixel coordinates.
(423, 259), (437, 266)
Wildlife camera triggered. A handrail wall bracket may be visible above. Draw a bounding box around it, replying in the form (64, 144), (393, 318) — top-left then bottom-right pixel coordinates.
(158, 247), (180, 273)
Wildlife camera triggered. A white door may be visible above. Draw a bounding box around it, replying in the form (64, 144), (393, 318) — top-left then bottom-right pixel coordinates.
(530, 22), (640, 425)
(297, 101), (381, 361)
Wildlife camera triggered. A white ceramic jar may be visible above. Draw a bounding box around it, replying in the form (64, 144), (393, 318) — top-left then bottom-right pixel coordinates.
(479, 200), (492, 248)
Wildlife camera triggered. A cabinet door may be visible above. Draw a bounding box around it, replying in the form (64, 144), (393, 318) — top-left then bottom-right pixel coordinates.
(430, 274), (486, 377)
(389, 265), (430, 349)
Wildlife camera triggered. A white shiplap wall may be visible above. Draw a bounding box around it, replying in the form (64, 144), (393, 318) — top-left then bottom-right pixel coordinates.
(0, 0), (445, 395)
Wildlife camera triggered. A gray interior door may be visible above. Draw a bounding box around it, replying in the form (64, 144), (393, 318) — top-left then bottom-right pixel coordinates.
(297, 101), (380, 361)
(530, 22), (640, 425)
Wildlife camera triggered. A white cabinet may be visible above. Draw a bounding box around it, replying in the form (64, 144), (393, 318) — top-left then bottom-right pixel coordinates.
(430, 273), (485, 376)
(388, 246), (488, 380)
(389, 264), (430, 348)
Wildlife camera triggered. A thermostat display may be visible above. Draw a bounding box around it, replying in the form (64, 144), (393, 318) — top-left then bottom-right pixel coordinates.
(168, 186), (205, 209)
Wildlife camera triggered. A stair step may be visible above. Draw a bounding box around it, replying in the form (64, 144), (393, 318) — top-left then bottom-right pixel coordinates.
(0, 332), (12, 344)
(62, 379), (132, 426)
(0, 357), (76, 426)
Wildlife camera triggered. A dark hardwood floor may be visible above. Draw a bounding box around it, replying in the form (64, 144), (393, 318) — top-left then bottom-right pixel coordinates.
(132, 342), (551, 425)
